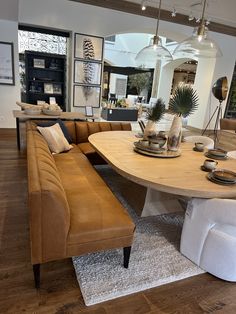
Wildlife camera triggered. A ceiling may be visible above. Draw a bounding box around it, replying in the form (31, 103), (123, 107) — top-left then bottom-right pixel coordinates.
(127, 0), (236, 29)
(71, 0), (236, 36)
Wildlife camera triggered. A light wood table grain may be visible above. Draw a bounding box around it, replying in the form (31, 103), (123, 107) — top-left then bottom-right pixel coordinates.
(89, 131), (236, 200)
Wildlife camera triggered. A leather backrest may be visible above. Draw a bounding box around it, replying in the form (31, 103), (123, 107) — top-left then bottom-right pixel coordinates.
(75, 121), (132, 143)
(27, 122), (70, 264)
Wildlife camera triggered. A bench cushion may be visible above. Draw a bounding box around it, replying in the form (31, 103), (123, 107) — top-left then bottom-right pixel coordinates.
(53, 152), (135, 249)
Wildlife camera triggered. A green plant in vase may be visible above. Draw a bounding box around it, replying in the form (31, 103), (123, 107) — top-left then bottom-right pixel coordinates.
(143, 98), (165, 139)
(167, 85), (199, 151)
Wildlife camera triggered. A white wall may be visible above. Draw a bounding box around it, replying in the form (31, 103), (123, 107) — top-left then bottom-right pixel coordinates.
(0, 19), (20, 128)
(0, 0), (18, 21)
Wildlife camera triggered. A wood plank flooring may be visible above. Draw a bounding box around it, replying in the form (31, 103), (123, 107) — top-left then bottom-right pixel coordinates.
(1, 128), (236, 314)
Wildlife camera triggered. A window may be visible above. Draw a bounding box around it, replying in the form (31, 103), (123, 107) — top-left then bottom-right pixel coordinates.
(105, 35), (116, 44)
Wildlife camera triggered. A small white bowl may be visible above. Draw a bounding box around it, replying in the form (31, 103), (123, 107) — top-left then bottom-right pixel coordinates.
(24, 108), (42, 115)
(150, 142), (160, 149)
(43, 109), (62, 116)
(139, 140), (149, 147)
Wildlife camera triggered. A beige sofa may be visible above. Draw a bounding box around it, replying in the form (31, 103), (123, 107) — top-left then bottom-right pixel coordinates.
(26, 121), (135, 288)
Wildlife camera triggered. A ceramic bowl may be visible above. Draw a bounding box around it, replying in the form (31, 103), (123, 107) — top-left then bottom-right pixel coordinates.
(42, 109), (62, 116)
(208, 148), (227, 157)
(212, 169), (236, 182)
(148, 136), (166, 148)
(24, 108), (42, 115)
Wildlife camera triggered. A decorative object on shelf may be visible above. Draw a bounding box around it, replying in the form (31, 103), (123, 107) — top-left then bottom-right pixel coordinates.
(135, 0), (173, 68)
(53, 84), (62, 95)
(202, 76), (228, 148)
(173, 0), (222, 59)
(167, 86), (199, 151)
(143, 98), (165, 139)
(49, 59), (60, 70)
(33, 58), (45, 68)
(0, 41), (15, 85)
(44, 83), (54, 94)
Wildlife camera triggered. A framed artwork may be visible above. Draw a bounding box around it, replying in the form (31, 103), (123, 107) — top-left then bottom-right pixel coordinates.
(74, 33), (104, 61)
(74, 60), (102, 85)
(0, 42), (15, 85)
(33, 58), (45, 68)
(85, 106), (94, 117)
(53, 84), (62, 94)
(44, 83), (54, 94)
(73, 85), (101, 108)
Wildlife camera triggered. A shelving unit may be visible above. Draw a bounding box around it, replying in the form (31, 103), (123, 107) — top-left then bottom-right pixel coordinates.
(224, 63), (236, 119)
(24, 51), (66, 111)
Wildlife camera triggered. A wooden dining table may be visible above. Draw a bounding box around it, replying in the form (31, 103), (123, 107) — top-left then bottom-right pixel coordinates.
(89, 131), (236, 203)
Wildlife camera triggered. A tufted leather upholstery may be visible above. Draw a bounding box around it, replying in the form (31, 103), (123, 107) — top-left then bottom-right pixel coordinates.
(27, 121), (135, 267)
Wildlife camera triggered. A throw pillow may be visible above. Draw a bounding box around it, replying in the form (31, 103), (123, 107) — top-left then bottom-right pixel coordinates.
(37, 123), (72, 154)
(37, 119), (72, 143)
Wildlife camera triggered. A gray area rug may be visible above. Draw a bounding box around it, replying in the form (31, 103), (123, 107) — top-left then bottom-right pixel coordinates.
(72, 166), (204, 306)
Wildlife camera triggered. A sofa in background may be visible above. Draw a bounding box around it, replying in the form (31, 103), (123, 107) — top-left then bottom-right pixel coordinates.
(26, 120), (135, 288)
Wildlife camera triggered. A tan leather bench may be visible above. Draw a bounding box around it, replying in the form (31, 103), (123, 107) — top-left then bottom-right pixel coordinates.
(26, 121), (135, 288)
(220, 118), (236, 132)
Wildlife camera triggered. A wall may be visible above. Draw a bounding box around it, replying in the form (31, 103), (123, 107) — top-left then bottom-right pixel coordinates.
(0, 19), (20, 128)
(0, 0), (18, 21)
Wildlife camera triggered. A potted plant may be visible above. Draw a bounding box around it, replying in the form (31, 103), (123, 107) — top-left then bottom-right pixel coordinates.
(143, 98), (165, 139)
(128, 72), (152, 97)
(167, 85), (199, 151)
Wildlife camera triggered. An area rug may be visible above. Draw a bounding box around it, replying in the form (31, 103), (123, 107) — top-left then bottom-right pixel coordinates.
(72, 166), (204, 306)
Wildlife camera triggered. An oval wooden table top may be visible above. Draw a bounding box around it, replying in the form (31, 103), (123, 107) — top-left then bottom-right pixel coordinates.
(89, 131), (236, 198)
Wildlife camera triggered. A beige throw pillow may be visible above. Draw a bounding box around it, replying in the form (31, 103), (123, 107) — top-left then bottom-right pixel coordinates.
(37, 123), (72, 154)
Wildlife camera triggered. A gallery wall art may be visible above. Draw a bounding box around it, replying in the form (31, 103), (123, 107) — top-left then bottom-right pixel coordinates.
(73, 33), (104, 108)
(0, 42), (15, 85)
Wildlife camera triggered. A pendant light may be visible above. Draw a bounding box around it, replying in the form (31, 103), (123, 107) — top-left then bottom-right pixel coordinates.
(135, 0), (173, 68)
(173, 0), (222, 59)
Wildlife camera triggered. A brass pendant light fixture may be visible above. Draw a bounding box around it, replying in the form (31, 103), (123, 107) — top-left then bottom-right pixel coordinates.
(135, 0), (173, 68)
(173, 0), (222, 59)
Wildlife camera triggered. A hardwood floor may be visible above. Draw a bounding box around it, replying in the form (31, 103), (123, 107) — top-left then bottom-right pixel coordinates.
(1, 128), (236, 314)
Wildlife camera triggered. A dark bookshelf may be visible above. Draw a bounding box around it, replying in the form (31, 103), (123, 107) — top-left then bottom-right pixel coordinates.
(24, 51), (66, 111)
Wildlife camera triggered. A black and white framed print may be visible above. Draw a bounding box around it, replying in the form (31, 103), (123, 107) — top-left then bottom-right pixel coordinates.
(74, 60), (102, 85)
(0, 42), (15, 85)
(74, 33), (104, 61)
(73, 85), (101, 108)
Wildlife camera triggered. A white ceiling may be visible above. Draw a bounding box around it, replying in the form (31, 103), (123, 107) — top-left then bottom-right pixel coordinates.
(126, 0), (236, 28)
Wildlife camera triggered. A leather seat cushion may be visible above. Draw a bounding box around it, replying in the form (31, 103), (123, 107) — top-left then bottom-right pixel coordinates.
(53, 153), (135, 245)
(77, 142), (95, 155)
(77, 143), (106, 165)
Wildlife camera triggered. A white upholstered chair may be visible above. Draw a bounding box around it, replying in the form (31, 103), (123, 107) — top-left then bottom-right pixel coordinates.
(181, 198), (236, 281)
(184, 135), (214, 149)
(227, 151), (236, 159)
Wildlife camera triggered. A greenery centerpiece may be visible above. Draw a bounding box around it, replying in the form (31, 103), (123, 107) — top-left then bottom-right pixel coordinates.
(167, 85), (199, 151)
(143, 98), (165, 139)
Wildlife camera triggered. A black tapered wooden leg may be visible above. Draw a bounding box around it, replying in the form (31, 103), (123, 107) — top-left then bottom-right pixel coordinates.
(33, 264), (40, 289)
(123, 246), (131, 268)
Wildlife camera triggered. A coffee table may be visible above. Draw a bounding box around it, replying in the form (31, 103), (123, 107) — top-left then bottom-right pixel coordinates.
(89, 131), (236, 215)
